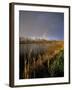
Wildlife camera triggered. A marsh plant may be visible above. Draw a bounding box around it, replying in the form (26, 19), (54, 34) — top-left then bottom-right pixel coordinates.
(19, 40), (64, 79)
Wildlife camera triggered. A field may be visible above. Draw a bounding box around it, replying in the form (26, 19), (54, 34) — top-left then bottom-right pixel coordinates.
(19, 38), (64, 79)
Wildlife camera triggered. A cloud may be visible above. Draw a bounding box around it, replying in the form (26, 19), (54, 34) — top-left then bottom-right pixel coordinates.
(42, 32), (48, 40)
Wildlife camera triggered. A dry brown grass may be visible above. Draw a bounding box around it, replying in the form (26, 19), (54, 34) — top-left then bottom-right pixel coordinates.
(19, 40), (64, 79)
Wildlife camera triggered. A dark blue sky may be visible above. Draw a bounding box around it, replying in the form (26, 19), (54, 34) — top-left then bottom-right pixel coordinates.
(19, 11), (64, 40)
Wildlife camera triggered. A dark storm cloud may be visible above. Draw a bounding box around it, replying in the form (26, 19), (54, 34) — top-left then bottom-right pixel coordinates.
(19, 11), (64, 40)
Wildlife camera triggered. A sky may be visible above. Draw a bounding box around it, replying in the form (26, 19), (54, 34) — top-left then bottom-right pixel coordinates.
(19, 11), (64, 40)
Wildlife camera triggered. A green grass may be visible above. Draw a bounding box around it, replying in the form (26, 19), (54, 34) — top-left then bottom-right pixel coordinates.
(49, 49), (64, 77)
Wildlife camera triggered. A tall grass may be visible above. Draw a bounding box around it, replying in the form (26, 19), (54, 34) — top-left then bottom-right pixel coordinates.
(19, 41), (64, 79)
(49, 50), (64, 77)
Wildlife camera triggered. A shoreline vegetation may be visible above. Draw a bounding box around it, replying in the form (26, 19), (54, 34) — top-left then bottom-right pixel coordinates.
(19, 37), (64, 79)
(19, 37), (64, 44)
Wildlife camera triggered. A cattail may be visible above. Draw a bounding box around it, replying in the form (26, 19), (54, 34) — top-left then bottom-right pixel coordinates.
(33, 57), (36, 78)
(27, 48), (32, 78)
(48, 59), (50, 69)
(28, 48), (32, 58)
(24, 60), (27, 79)
(38, 55), (42, 65)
